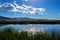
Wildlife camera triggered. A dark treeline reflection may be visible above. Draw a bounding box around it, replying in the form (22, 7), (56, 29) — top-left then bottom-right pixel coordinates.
(0, 27), (60, 40)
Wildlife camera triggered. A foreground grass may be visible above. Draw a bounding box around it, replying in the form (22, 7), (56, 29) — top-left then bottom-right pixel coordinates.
(0, 28), (60, 40)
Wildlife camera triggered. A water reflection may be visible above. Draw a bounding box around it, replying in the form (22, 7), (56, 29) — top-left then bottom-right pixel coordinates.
(0, 24), (60, 33)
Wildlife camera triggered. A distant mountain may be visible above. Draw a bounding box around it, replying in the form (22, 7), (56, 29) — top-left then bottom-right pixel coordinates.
(12, 17), (35, 20)
(0, 16), (36, 20)
(0, 16), (48, 20)
(0, 16), (10, 20)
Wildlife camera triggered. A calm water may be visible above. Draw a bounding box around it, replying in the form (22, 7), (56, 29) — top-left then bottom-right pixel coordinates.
(0, 24), (60, 33)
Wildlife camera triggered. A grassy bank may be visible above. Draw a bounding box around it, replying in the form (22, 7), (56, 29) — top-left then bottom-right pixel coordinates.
(0, 27), (60, 40)
(0, 20), (60, 24)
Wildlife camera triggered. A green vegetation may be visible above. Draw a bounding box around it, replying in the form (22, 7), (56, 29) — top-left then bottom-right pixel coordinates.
(0, 27), (60, 40)
(0, 20), (60, 24)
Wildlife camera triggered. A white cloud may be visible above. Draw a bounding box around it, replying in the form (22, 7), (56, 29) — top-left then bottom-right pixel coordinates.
(22, 0), (29, 2)
(0, 5), (1, 8)
(25, 0), (29, 1)
(0, 1), (45, 15)
(0, 3), (14, 10)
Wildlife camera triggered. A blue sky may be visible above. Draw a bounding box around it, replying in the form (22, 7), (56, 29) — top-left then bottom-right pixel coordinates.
(0, 0), (60, 19)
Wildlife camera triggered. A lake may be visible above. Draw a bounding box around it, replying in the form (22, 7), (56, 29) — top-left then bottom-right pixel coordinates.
(0, 24), (60, 34)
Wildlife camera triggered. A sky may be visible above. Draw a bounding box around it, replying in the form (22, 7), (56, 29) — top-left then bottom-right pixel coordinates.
(0, 0), (60, 19)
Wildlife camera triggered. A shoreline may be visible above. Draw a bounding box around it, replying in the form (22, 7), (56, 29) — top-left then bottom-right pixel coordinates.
(0, 20), (60, 24)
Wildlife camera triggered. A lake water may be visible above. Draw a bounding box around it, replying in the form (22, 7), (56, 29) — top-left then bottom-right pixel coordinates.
(0, 24), (60, 34)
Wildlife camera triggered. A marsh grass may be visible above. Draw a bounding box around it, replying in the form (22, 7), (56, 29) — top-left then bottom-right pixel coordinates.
(0, 27), (60, 40)
(0, 20), (60, 24)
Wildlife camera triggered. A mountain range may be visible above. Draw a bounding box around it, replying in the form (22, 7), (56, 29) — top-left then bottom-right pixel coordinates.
(0, 16), (48, 21)
(0, 16), (10, 20)
(0, 16), (36, 20)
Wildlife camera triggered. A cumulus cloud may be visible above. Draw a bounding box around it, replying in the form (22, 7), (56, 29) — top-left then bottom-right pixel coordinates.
(0, 1), (45, 15)
(0, 3), (15, 11)
(22, 0), (29, 2)
(24, 0), (29, 1)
